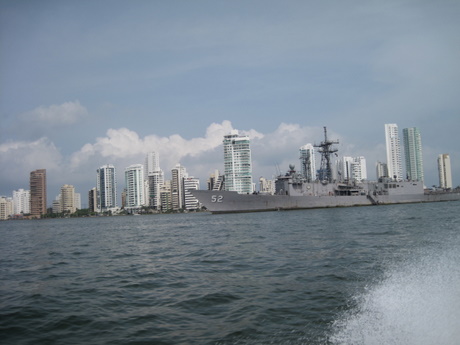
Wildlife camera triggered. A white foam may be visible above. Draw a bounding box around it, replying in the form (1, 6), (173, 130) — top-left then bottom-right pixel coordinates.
(330, 243), (460, 345)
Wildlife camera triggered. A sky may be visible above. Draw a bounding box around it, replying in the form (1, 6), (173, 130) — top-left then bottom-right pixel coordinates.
(1, 0), (459, 207)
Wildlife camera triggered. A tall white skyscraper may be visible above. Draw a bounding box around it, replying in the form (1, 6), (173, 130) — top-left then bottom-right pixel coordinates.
(145, 152), (160, 176)
(74, 193), (81, 210)
(438, 154), (453, 189)
(338, 156), (354, 182)
(183, 177), (200, 210)
(125, 164), (145, 209)
(376, 161), (388, 180)
(171, 163), (188, 210)
(384, 124), (403, 181)
(352, 156), (367, 182)
(299, 143), (316, 182)
(223, 130), (253, 194)
(96, 164), (117, 212)
(12, 189), (30, 215)
(145, 152), (164, 209)
(403, 127), (424, 181)
(338, 156), (367, 182)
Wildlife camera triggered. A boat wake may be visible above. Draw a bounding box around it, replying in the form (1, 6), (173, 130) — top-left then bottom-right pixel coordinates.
(329, 238), (460, 345)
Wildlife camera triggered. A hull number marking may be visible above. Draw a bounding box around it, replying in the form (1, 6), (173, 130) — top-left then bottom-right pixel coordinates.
(211, 195), (224, 203)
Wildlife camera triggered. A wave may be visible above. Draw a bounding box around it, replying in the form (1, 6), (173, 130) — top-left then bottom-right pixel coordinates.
(329, 239), (460, 345)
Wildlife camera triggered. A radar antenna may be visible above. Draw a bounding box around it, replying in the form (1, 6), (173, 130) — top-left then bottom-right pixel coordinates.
(314, 127), (339, 183)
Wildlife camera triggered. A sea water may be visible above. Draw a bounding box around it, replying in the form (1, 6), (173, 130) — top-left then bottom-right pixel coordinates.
(1, 201), (459, 344)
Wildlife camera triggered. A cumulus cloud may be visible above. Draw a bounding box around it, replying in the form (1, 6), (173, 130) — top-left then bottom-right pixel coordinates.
(70, 120), (237, 170)
(0, 137), (63, 191)
(20, 101), (88, 125)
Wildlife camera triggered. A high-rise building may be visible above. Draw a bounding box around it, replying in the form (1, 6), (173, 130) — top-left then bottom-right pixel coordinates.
(88, 188), (97, 213)
(338, 156), (367, 182)
(60, 184), (76, 214)
(30, 169), (47, 217)
(0, 197), (13, 220)
(171, 163), (188, 210)
(96, 164), (117, 212)
(125, 164), (145, 209)
(13, 189), (30, 215)
(52, 198), (62, 214)
(403, 127), (424, 181)
(145, 152), (160, 176)
(121, 188), (127, 209)
(74, 193), (81, 210)
(352, 156), (367, 182)
(160, 180), (172, 211)
(184, 177), (200, 210)
(338, 156), (354, 182)
(376, 161), (388, 180)
(223, 130), (253, 194)
(259, 177), (275, 195)
(438, 154), (453, 189)
(299, 144), (316, 182)
(207, 170), (224, 191)
(384, 124), (403, 181)
(145, 152), (164, 209)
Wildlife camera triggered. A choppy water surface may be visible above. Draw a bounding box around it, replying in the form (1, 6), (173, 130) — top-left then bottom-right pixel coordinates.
(1, 201), (459, 344)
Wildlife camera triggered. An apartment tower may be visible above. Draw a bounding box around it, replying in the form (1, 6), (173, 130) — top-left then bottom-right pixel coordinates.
(384, 124), (403, 181)
(438, 154), (453, 189)
(61, 184), (76, 214)
(30, 169), (47, 217)
(88, 188), (97, 213)
(171, 163), (188, 210)
(403, 127), (424, 181)
(145, 152), (164, 209)
(376, 161), (389, 180)
(96, 164), (117, 212)
(352, 156), (367, 182)
(125, 164), (145, 209)
(338, 156), (367, 183)
(223, 130), (253, 194)
(183, 177), (200, 210)
(299, 144), (316, 182)
(13, 189), (30, 215)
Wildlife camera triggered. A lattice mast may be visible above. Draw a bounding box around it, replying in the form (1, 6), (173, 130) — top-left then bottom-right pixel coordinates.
(314, 127), (339, 183)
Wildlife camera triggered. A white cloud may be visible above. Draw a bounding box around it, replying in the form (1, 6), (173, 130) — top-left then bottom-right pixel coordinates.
(70, 120), (236, 170)
(20, 101), (88, 125)
(0, 138), (63, 190)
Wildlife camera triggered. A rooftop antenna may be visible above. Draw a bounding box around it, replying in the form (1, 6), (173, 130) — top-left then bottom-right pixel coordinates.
(314, 127), (339, 183)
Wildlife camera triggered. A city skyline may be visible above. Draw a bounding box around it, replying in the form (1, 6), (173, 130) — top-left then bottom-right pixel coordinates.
(1, 1), (460, 200)
(4, 121), (456, 213)
(3, 124), (457, 208)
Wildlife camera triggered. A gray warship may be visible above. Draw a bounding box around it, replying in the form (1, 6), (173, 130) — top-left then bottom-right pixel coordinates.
(192, 127), (460, 214)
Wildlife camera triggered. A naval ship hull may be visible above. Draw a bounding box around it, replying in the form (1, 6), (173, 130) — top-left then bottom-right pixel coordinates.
(192, 189), (460, 214)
